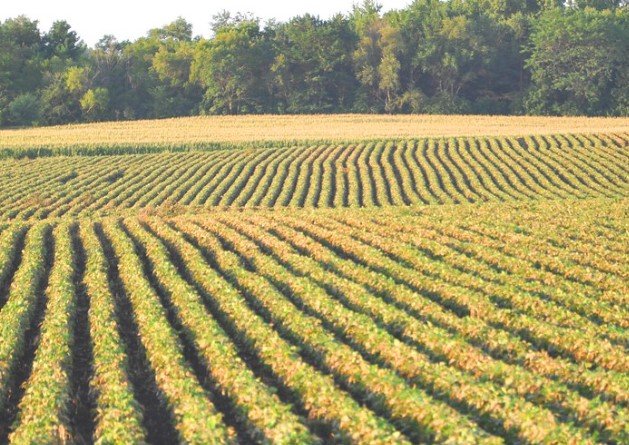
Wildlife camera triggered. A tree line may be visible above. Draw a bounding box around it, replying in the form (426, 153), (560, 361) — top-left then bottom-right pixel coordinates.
(0, 0), (626, 127)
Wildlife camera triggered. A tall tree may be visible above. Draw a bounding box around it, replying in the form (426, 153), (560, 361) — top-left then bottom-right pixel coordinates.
(271, 14), (358, 112)
(525, 7), (628, 115)
(123, 18), (201, 118)
(351, 1), (419, 112)
(193, 15), (272, 114)
(0, 16), (44, 125)
(0, 1), (627, 127)
(43, 20), (84, 62)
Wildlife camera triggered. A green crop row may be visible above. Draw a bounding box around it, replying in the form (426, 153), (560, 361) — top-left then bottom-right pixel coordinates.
(168, 218), (498, 444)
(121, 218), (316, 444)
(318, 211), (629, 404)
(220, 213), (626, 442)
(99, 221), (234, 444)
(79, 223), (147, 444)
(147, 218), (408, 444)
(0, 197), (626, 443)
(9, 224), (77, 443)
(0, 224), (49, 414)
(278, 214), (627, 373)
(0, 133), (626, 221)
(189, 217), (593, 444)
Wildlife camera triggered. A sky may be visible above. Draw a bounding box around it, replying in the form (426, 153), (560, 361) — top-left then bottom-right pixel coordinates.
(2, 0), (412, 46)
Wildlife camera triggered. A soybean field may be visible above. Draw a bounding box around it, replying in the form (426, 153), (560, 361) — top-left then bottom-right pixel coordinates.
(0, 133), (627, 220)
(0, 116), (627, 444)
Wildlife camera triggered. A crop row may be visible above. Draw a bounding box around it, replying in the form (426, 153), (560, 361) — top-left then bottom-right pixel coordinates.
(0, 198), (626, 443)
(190, 216), (622, 443)
(0, 133), (626, 220)
(213, 214), (626, 439)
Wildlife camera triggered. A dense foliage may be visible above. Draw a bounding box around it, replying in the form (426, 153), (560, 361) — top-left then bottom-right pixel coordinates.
(0, 0), (626, 127)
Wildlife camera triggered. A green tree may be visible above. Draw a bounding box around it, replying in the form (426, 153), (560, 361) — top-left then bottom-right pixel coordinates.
(525, 7), (628, 115)
(40, 65), (93, 124)
(124, 19), (201, 118)
(351, 2), (421, 112)
(39, 70), (82, 124)
(193, 17), (272, 114)
(571, 0), (626, 9)
(271, 14), (358, 112)
(1, 2), (627, 127)
(6, 93), (41, 126)
(43, 20), (83, 61)
(350, 1), (383, 110)
(0, 16), (44, 124)
(80, 87), (109, 119)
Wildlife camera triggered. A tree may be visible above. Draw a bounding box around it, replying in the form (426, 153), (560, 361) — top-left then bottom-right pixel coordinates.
(39, 70), (82, 124)
(0, 3), (626, 127)
(378, 38), (402, 112)
(124, 19), (201, 118)
(80, 87), (109, 119)
(0, 16), (45, 125)
(148, 17), (193, 42)
(271, 14), (358, 112)
(193, 17), (272, 114)
(469, 0), (543, 16)
(43, 20), (83, 61)
(570, 0), (626, 9)
(6, 93), (41, 126)
(40, 65), (94, 124)
(351, 1), (418, 112)
(525, 7), (628, 115)
(0, 17), (43, 96)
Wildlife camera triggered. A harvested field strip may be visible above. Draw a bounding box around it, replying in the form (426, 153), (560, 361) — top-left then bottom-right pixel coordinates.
(1, 114), (627, 159)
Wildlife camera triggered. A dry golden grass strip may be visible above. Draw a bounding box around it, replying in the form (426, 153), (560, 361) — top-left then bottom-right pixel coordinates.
(0, 114), (627, 157)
